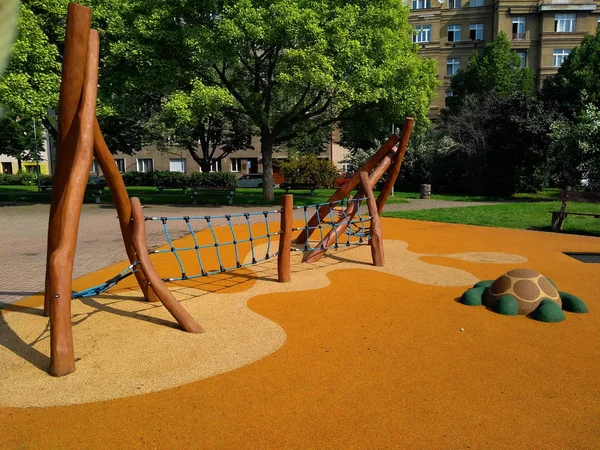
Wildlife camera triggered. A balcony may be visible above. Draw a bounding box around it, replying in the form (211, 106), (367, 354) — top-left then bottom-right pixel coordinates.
(537, 0), (596, 11)
(512, 32), (526, 40)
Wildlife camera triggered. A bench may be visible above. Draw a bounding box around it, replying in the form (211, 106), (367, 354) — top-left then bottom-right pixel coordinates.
(550, 189), (600, 231)
(190, 186), (236, 205)
(280, 182), (317, 195)
(41, 183), (107, 203)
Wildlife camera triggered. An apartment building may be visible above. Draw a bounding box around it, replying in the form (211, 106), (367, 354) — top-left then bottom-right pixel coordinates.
(409, 0), (600, 116)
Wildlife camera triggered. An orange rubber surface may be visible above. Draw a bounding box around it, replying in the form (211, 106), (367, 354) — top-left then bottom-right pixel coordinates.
(1, 218), (599, 449)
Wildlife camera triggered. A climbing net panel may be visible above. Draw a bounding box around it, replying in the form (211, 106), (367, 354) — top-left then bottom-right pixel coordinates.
(71, 197), (373, 299)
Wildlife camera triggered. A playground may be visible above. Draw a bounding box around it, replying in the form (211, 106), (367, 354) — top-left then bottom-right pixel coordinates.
(0, 3), (599, 449)
(1, 217), (600, 447)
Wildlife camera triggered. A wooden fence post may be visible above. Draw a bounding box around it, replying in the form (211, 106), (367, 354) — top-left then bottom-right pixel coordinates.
(359, 171), (384, 267)
(278, 194), (293, 282)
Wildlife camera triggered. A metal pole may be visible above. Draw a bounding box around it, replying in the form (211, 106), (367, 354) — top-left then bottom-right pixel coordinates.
(33, 118), (41, 191)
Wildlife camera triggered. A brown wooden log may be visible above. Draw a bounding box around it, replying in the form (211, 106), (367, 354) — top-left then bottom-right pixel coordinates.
(303, 145), (398, 264)
(93, 118), (159, 302)
(277, 194), (293, 282)
(295, 134), (400, 245)
(130, 197), (204, 333)
(360, 171), (384, 266)
(44, 3), (92, 317)
(46, 28), (99, 377)
(376, 117), (415, 214)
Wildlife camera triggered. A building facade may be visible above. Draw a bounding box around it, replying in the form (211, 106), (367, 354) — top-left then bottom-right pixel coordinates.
(409, 0), (600, 116)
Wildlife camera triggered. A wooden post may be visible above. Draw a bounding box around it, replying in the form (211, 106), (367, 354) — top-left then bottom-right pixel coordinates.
(277, 194), (293, 282)
(46, 26), (99, 377)
(93, 118), (159, 302)
(44, 3), (92, 318)
(130, 198), (204, 333)
(295, 134), (400, 245)
(360, 172), (384, 266)
(376, 117), (414, 214)
(303, 141), (399, 264)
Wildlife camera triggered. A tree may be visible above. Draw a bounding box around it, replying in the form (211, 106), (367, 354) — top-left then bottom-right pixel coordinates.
(450, 32), (534, 105)
(106, 0), (437, 200)
(0, 116), (43, 171)
(541, 27), (600, 120)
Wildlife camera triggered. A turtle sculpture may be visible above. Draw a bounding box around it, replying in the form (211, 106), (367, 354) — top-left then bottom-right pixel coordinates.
(460, 268), (588, 322)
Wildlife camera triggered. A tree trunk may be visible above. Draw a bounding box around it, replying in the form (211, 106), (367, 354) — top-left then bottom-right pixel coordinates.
(186, 143), (212, 173)
(261, 129), (275, 201)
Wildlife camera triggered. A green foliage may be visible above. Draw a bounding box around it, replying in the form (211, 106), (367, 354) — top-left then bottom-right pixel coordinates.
(284, 127), (331, 156)
(0, 171), (40, 185)
(149, 170), (187, 188)
(450, 32), (534, 105)
(279, 155), (340, 188)
(548, 104), (600, 190)
(122, 171), (156, 187)
(541, 27), (600, 120)
(0, 115), (43, 160)
(186, 171), (237, 188)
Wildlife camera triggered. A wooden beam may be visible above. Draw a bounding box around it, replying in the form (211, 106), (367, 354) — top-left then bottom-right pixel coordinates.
(360, 171), (384, 266)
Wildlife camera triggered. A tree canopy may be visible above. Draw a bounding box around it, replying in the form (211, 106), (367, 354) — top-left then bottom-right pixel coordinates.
(102, 0), (438, 199)
(450, 32), (534, 103)
(541, 27), (600, 120)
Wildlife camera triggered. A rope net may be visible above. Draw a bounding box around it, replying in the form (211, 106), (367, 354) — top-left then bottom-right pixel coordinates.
(71, 197), (372, 298)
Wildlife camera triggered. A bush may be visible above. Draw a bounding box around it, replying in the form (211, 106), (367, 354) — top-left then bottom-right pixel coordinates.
(122, 171), (155, 186)
(280, 155), (340, 188)
(186, 171), (238, 187)
(150, 170), (187, 188)
(0, 172), (44, 185)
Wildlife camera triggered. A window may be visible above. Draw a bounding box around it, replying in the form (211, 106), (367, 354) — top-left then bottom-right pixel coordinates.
(447, 58), (460, 75)
(231, 158), (243, 172)
(445, 91), (454, 107)
(470, 0), (483, 7)
(413, 25), (432, 43)
(90, 159), (98, 174)
(448, 25), (461, 42)
(555, 14), (576, 32)
(411, 0), (430, 9)
(516, 51), (527, 68)
(469, 24), (483, 41)
(137, 158), (153, 173)
(199, 159), (222, 172)
(169, 158), (187, 173)
(553, 49), (571, 67)
(115, 158), (126, 173)
(512, 17), (526, 40)
(449, 0), (461, 8)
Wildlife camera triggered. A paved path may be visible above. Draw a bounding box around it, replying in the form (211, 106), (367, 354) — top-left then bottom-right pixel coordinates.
(0, 198), (501, 306)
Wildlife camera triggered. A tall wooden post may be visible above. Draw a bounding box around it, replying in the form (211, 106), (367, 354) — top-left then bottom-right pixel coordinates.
(359, 172), (384, 266)
(45, 19), (98, 376)
(277, 195), (293, 282)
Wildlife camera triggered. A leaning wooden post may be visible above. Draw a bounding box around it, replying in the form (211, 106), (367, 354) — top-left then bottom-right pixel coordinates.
(46, 27), (99, 377)
(277, 194), (293, 282)
(93, 118), (159, 302)
(44, 3), (92, 317)
(359, 171), (384, 266)
(130, 198), (204, 333)
(376, 117), (415, 214)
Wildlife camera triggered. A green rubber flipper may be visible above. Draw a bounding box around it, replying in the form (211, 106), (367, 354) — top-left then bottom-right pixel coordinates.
(473, 280), (494, 289)
(495, 295), (518, 315)
(460, 286), (485, 306)
(531, 299), (565, 323)
(559, 291), (589, 313)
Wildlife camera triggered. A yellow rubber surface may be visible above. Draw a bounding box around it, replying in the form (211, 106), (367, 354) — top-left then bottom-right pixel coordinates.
(1, 218), (599, 449)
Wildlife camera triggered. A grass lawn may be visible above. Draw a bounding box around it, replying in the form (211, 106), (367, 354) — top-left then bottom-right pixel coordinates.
(0, 185), (409, 207)
(383, 201), (600, 237)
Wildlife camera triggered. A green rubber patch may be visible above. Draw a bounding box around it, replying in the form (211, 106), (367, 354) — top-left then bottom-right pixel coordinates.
(559, 291), (589, 313)
(473, 280), (494, 289)
(460, 287), (485, 306)
(531, 299), (566, 323)
(495, 295), (518, 315)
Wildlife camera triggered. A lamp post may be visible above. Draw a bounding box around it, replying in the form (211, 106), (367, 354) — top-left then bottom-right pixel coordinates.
(33, 117), (41, 192)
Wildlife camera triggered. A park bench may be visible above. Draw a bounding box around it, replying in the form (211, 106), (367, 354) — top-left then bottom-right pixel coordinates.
(550, 189), (600, 231)
(280, 182), (317, 195)
(190, 186), (236, 205)
(41, 182), (107, 203)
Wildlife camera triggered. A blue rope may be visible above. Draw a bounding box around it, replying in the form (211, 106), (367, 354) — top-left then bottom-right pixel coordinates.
(72, 263), (138, 299)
